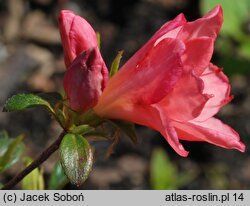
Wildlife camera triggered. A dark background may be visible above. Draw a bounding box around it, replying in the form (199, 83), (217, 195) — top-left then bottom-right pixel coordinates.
(0, 0), (250, 189)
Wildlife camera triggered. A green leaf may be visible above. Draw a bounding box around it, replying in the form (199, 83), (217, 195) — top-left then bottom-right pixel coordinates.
(110, 50), (123, 77)
(0, 135), (24, 173)
(3, 93), (66, 129)
(48, 162), (68, 190)
(150, 148), (178, 190)
(21, 157), (44, 190)
(3, 93), (54, 114)
(96, 32), (101, 49)
(109, 119), (138, 144)
(150, 148), (196, 189)
(59, 133), (93, 186)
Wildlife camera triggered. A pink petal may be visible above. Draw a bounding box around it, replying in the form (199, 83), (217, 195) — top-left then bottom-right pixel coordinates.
(58, 10), (98, 67)
(182, 37), (214, 75)
(177, 5), (223, 41)
(173, 117), (245, 152)
(154, 106), (189, 157)
(135, 38), (185, 104)
(156, 71), (210, 122)
(96, 102), (189, 157)
(95, 38), (185, 114)
(116, 13), (187, 78)
(153, 13), (187, 40)
(195, 63), (233, 122)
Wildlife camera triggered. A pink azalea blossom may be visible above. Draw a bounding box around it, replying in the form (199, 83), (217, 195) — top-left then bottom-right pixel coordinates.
(59, 10), (108, 112)
(94, 5), (246, 156)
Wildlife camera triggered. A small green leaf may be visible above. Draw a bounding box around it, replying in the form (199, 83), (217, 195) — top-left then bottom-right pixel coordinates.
(150, 148), (178, 190)
(59, 133), (93, 186)
(21, 157), (44, 190)
(96, 32), (101, 49)
(48, 162), (68, 190)
(3, 93), (54, 114)
(0, 135), (24, 172)
(110, 50), (124, 77)
(109, 119), (138, 144)
(0, 131), (11, 156)
(150, 148), (196, 190)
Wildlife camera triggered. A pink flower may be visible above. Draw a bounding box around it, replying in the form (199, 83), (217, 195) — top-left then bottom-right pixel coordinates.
(94, 6), (245, 157)
(59, 10), (108, 112)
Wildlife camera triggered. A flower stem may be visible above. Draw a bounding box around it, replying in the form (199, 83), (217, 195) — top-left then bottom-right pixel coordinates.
(2, 130), (66, 190)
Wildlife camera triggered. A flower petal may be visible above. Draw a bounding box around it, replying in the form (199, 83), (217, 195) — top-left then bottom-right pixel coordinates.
(173, 117), (245, 152)
(95, 38), (185, 114)
(117, 13), (187, 77)
(182, 37), (214, 75)
(153, 13), (186, 42)
(154, 106), (189, 157)
(95, 102), (189, 157)
(177, 5), (223, 41)
(135, 38), (185, 104)
(58, 10), (98, 67)
(195, 63), (233, 122)
(156, 71), (210, 122)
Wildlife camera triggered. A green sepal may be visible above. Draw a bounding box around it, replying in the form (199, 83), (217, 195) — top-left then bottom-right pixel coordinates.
(59, 133), (93, 186)
(96, 32), (101, 49)
(110, 50), (124, 77)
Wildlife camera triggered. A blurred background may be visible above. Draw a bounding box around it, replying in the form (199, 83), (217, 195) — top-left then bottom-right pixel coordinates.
(0, 0), (250, 189)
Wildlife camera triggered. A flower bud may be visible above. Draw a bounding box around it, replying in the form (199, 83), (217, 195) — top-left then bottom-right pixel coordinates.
(64, 47), (107, 112)
(58, 10), (108, 112)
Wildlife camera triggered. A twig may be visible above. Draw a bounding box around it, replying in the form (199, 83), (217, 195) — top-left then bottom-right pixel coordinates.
(2, 130), (66, 190)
